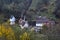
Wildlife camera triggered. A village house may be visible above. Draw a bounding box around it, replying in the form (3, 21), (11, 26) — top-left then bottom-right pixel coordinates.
(18, 16), (55, 30)
(9, 15), (16, 25)
(19, 18), (29, 29)
(36, 16), (55, 29)
(31, 16), (55, 32)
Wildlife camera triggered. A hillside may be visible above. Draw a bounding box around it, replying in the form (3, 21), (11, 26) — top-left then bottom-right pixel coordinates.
(0, 0), (60, 22)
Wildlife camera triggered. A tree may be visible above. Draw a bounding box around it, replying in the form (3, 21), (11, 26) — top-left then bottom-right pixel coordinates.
(54, 0), (60, 18)
(0, 0), (32, 19)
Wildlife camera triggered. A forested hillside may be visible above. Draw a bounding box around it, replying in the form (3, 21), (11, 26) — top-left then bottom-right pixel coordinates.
(0, 0), (60, 40)
(0, 0), (60, 22)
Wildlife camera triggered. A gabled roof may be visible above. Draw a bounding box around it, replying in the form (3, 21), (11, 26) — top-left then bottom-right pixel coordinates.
(36, 16), (49, 23)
